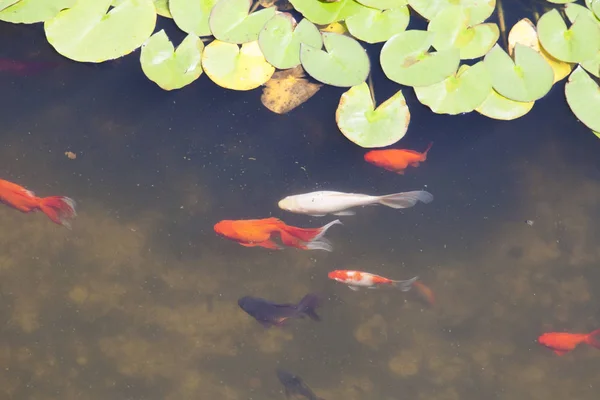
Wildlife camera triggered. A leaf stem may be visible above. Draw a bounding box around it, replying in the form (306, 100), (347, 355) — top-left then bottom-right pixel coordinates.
(368, 74), (375, 105)
(496, 0), (508, 50)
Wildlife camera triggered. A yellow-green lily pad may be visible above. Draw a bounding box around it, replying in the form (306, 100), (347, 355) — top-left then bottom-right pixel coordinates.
(202, 40), (275, 90)
(170, 0), (218, 37)
(537, 8), (600, 63)
(585, 0), (600, 18)
(153, 0), (171, 17)
(565, 66), (600, 132)
(258, 14), (322, 69)
(476, 89), (534, 120)
(356, 0), (407, 10)
(140, 30), (204, 91)
(289, 0), (348, 25)
(346, 5), (410, 44)
(414, 62), (491, 114)
(380, 30), (460, 87)
(484, 44), (553, 102)
(407, 0), (495, 25)
(427, 5), (499, 60)
(44, 0), (156, 63)
(209, 0), (276, 44)
(0, 0), (74, 23)
(0, 0), (20, 12)
(300, 32), (370, 87)
(335, 82), (410, 148)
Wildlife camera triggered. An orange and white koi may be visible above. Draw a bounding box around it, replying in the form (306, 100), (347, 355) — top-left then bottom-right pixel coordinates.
(328, 270), (417, 291)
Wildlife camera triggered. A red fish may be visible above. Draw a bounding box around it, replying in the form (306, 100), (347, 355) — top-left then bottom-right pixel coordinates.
(214, 217), (341, 251)
(537, 329), (600, 356)
(0, 178), (77, 228)
(364, 142), (433, 174)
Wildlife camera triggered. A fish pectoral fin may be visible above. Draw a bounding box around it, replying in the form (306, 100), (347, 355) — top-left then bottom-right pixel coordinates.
(553, 349), (569, 356)
(333, 210), (355, 216)
(366, 286), (377, 289)
(309, 214), (326, 217)
(347, 286), (360, 291)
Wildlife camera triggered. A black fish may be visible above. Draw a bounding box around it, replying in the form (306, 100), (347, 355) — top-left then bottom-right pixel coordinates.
(276, 369), (325, 400)
(238, 294), (320, 328)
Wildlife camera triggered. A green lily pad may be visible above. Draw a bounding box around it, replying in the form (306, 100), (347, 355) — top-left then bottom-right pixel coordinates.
(380, 30), (460, 87)
(476, 89), (534, 120)
(288, 0), (349, 25)
(0, 0), (20, 12)
(546, 0), (576, 3)
(140, 30), (204, 91)
(356, 0), (407, 10)
(537, 8), (600, 63)
(210, 0), (276, 44)
(335, 82), (410, 148)
(258, 14), (322, 69)
(300, 32), (370, 87)
(565, 66), (600, 132)
(483, 44), (553, 102)
(0, 0), (75, 23)
(170, 0), (219, 37)
(414, 62), (491, 114)
(581, 54), (600, 77)
(44, 0), (156, 63)
(407, 0), (495, 25)
(585, 0), (600, 19)
(202, 40), (275, 90)
(346, 5), (410, 44)
(153, 0), (171, 17)
(427, 5), (499, 60)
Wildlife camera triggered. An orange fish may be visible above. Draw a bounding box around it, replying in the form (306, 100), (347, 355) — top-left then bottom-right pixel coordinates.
(0, 178), (77, 229)
(214, 217), (341, 251)
(364, 142), (433, 174)
(538, 329), (600, 356)
(412, 281), (435, 306)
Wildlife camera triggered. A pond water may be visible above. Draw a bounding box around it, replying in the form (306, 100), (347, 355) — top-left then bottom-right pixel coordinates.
(1, 7), (600, 400)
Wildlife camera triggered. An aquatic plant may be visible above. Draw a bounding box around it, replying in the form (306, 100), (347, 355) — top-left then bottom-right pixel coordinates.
(2, 0), (600, 144)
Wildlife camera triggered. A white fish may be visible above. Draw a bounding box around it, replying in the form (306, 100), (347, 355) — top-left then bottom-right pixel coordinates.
(277, 190), (433, 216)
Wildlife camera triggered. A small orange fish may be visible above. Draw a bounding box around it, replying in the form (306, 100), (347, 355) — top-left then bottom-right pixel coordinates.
(364, 142), (433, 174)
(214, 217), (341, 251)
(538, 329), (600, 356)
(0, 178), (77, 229)
(328, 270), (417, 291)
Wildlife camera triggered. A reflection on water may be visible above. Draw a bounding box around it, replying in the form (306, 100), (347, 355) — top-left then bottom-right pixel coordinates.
(1, 19), (600, 400)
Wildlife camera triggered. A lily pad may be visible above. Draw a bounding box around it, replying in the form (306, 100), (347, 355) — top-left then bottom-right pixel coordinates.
(0, 0), (20, 12)
(546, 0), (576, 3)
(537, 8), (600, 63)
(258, 14), (322, 69)
(210, 0), (276, 44)
(356, 0), (407, 10)
(346, 5), (410, 44)
(484, 44), (553, 102)
(476, 89), (534, 120)
(318, 21), (349, 35)
(300, 32), (370, 87)
(507, 18), (572, 83)
(261, 65), (322, 114)
(153, 0), (171, 17)
(0, 0), (75, 23)
(288, 0), (349, 25)
(202, 40), (275, 90)
(170, 0), (219, 37)
(565, 66), (600, 132)
(427, 5), (499, 60)
(407, 0), (495, 25)
(140, 30), (204, 91)
(335, 82), (410, 148)
(380, 30), (460, 87)
(414, 62), (491, 114)
(44, 0), (156, 63)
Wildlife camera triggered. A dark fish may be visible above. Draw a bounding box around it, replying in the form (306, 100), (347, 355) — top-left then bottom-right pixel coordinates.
(238, 294), (320, 328)
(276, 369), (325, 400)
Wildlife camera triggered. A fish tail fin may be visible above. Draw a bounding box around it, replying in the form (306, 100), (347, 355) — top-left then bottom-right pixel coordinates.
(412, 281), (436, 306)
(585, 328), (600, 349)
(377, 191), (433, 209)
(39, 196), (77, 229)
(422, 141), (433, 160)
(296, 293), (321, 321)
(392, 276), (418, 291)
(280, 219), (342, 252)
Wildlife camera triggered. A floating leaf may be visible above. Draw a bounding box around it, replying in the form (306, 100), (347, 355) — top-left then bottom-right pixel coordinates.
(140, 30), (204, 91)
(258, 14), (322, 69)
(0, 0), (20, 12)
(346, 5), (410, 44)
(300, 32), (370, 87)
(318, 21), (349, 35)
(380, 30), (460, 87)
(153, 0), (171, 17)
(210, 0), (276, 44)
(476, 89), (534, 120)
(507, 18), (572, 83)
(335, 82), (410, 148)
(202, 40), (275, 90)
(170, 0), (218, 37)
(414, 62), (491, 115)
(356, 0), (407, 10)
(546, 0), (576, 3)
(565, 66), (600, 132)
(261, 65), (322, 114)
(0, 0), (75, 23)
(484, 44), (553, 102)
(288, 0), (351, 25)
(44, 0), (156, 63)
(427, 5), (499, 60)
(407, 0), (495, 25)
(537, 8), (600, 63)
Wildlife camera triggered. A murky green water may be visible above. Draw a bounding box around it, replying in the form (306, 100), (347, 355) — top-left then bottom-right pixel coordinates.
(1, 13), (600, 400)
